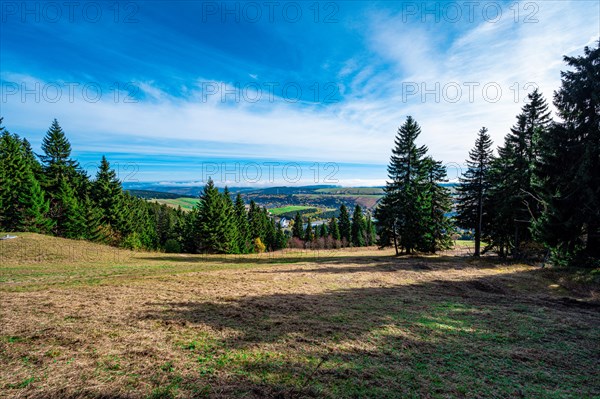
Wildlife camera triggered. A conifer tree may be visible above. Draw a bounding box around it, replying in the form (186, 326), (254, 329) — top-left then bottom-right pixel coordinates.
(81, 194), (104, 241)
(195, 179), (234, 253)
(0, 129), (52, 232)
(365, 214), (376, 246)
(18, 169), (54, 233)
(328, 216), (341, 241)
(338, 204), (351, 245)
(275, 222), (288, 250)
(92, 156), (124, 228)
(490, 90), (552, 257)
(351, 205), (366, 247)
(421, 157), (454, 253)
(292, 212), (304, 239)
(456, 127), (494, 256)
(319, 223), (328, 239)
(375, 116), (428, 254)
(222, 187), (239, 253)
(304, 217), (314, 242)
(533, 42), (600, 264)
(234, 194), (250, 253)
(55, 177), (85, 238)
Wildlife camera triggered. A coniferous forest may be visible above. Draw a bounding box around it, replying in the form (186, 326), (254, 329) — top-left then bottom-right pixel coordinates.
(1, 42), (598, 267)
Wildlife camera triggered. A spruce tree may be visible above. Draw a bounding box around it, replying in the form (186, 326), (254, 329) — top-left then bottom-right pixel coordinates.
(338, 204), (351, 245)
(319, 223), (328, 239)
(351, 205), (366, 247)
(365, 214), (376, 246)
(328, 216), (341, 241)
(375, 116), (428, 254)
(195, 179), (235, 253)
(81, 194), (104, 241)
(18, 169), (54, 233)
(234, 194), (250, 253)
(292, 212), (304, 239)
(222, 187), (239, 253)
(55, 177), (85, 238)
(490, 90), (552, 257)
(533, 42), (600, 264)
(275, 222), (288, 249)
(456, 127), (494, 256)
(0, 130), (52, 233)
(91, 156), (124, 228)
(304, 217), (314, 242)
(421, 157), (453, 253)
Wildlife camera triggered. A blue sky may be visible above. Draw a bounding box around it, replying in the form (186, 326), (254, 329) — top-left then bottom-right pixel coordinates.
(1, 1), (598, 186)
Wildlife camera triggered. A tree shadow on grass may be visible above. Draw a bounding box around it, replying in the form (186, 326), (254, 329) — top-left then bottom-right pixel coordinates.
(137, 253), (500, 274)
(137, 269), (600, 398)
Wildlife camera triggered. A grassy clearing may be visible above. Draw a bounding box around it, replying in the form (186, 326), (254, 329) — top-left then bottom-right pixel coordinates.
(151, 197), (199, 211)
(1, 233), (598, 398)
(268, 205), (315, 216)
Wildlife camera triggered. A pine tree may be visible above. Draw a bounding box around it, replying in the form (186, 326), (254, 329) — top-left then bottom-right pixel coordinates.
(490, 90), (552, 257)
(248, 200), (265, 246)
(195, 180), (236, 253)
(55, 177), (85, 238)
(365, 214), (376, 246)
(18, 169), (54, 233)
(91, 156), (124, 228)
(222, 187), (239, 253)
(338, 204), (351, 245)
(375, 116), (429, 254)
(81, 194), (104, 241)
(292, 212), (304, 239)
(0, 129), (52, 232)
(319, 223), (328, 239)
(351, 205), (366, 247)
(328, 216), (341, 241)
(234, 194), (251, 253)
(304, 217), (314, 242)
(533, 42), (600, 264)
(456, 127), (494, 256)
(421, 157), (453, 253)
(275, 222), (288, 250)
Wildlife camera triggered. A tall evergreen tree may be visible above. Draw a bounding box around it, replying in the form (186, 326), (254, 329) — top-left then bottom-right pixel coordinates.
(0, 129), (52, 233)
(490, 90), (552, 257)
(292, 212), (304, 239)
(304, 217), (314, 242)
(195, 179), (235, 253)
(365, 214), (376, 246)
(533, 42), (600, 264)
(328, 216), (341, 241)
(55, 177), (85, 238)
(421, 157), (454, 253)
(338, 204), (351, 244)
(351, 205), (366, 247)
(319, 223), (328, 239)
(234, 194), (251, 253)
(456, 127), (494, 256)
(275, 222), (288, 250)
(375, 116), (428, 254)
(91, 156), (124, 228)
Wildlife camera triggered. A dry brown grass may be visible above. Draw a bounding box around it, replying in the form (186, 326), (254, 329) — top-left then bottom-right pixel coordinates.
(1, 234), (598, 398)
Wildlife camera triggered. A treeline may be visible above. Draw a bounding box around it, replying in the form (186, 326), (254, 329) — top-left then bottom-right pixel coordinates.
(376, 42), (599, 267)
(0, 120), (286, 254)
(288, 203), (376, 249)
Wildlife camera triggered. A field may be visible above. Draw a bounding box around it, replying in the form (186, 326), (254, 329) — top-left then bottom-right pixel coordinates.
(267, 206), (316, 216)
(151, 198), (199, 211)
(1, 234), (599, 398)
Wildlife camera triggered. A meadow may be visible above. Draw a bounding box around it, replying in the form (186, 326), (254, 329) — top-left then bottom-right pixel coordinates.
(1, 234), (598, 398)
